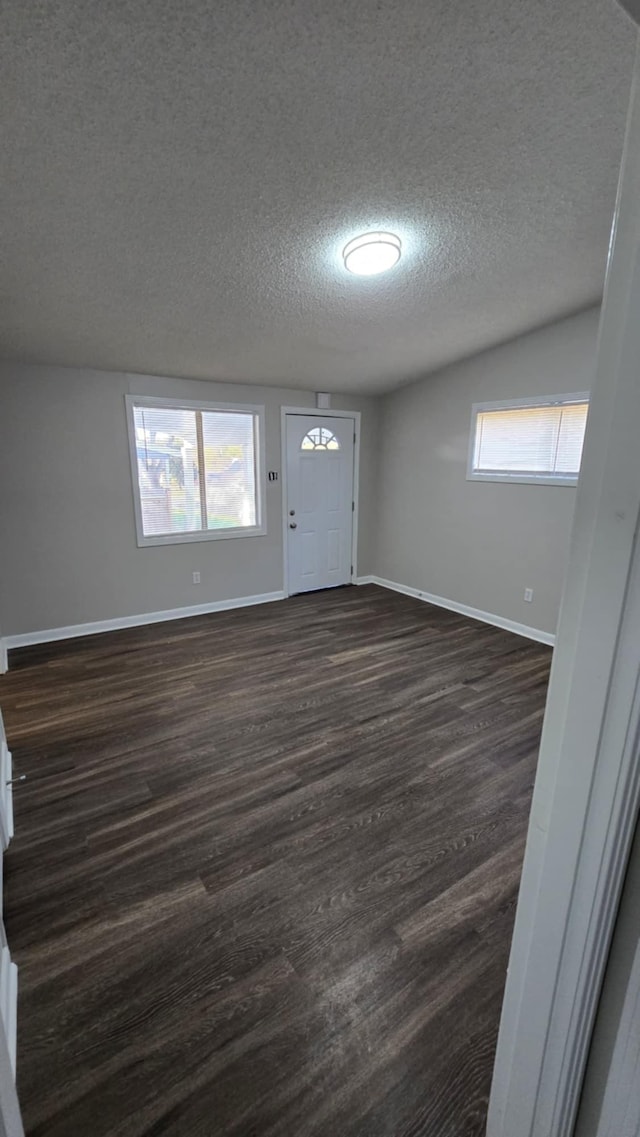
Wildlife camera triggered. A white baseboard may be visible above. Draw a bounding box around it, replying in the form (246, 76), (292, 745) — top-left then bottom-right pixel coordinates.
(356, 575), (555, 646)
(4, 577), (555, 657)
(4, 591), (286, 652)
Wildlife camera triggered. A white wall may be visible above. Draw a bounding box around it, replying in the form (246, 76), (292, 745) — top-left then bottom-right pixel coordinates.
(0, 364), (379, 637)
(374, 307), (599, 636)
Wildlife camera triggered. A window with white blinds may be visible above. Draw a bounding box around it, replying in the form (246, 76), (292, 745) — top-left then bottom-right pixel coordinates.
(468, 395), (589, 485)
(125, 395), (265, 545)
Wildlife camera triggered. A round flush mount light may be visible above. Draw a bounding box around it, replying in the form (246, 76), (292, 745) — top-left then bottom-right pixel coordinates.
(342, 231), (402, 276)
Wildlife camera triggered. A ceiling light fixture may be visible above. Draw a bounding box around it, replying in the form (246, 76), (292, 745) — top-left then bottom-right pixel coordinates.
(342, 231), (402, 276)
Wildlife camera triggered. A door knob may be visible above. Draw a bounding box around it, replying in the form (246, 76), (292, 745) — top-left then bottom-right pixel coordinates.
(289, 522), (297, 529)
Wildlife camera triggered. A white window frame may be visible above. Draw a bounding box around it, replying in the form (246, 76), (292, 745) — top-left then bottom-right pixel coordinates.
(467, 393), (590, 486)
(125, 394), (266, 547)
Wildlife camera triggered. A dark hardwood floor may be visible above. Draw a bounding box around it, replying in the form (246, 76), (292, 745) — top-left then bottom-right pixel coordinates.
(0, 584), (552, 1137)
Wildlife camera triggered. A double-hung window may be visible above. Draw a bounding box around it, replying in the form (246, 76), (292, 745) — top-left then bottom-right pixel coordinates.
(126, 395), (265, 546)
(467, 394), (589, 485)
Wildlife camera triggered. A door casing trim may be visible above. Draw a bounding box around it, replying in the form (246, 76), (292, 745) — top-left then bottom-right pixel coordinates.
(280, 407), (361, 597)
(488, 46), (640, 1137)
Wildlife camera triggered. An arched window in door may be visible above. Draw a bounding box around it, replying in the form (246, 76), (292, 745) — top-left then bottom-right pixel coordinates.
(300, 427), (340, 451)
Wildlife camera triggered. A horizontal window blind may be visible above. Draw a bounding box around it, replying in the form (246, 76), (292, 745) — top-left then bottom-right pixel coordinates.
(134, 406), (202, 537)
(202, 410), (257, 531)
(471, 399), (588, 481)
(130, 401), (261, 542)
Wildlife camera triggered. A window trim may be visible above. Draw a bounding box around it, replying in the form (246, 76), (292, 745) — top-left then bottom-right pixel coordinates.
(466, 392), (590, 486)
(125, 394), (266, 547)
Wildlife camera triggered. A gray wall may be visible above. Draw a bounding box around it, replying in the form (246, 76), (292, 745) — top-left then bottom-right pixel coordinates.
(374, 307), (600, 635)
(0, 364), (379, 636)
(0, 307), (599, 639)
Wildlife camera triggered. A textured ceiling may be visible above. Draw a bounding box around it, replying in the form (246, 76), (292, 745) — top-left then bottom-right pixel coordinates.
(0, 1), (635, 394)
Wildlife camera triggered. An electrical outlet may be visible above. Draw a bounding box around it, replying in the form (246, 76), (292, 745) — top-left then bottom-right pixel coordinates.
(524, 587), (533, 602)
(192, 571), (201, 584)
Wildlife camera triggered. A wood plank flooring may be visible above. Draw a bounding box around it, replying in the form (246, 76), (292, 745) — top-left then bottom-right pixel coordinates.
(0, 585), (552, 1136)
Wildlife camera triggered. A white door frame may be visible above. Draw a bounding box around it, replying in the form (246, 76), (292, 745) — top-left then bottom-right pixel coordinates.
(0, 714), (22, 1136)
(280, 407), (361, 597)
(588, 837), (640, 1137)
(0, 1025), (22, 1137)
(488, 38), (640, 1137)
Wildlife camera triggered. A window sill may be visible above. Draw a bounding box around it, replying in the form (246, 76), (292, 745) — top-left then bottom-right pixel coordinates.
(467, 473), (579, 487)
(136, 525), (267, 548)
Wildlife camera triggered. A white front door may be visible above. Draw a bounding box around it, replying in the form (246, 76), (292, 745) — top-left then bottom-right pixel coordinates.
(285, 414), (355, 595)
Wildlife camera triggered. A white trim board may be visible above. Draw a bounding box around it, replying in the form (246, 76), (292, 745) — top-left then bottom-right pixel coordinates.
(466, 392), (589, 488)
(487, 50), (640, 1137)
(0, 641), (7, 675)
(4, 591), (286, 651)
(124, 394), (267, 548)
(355, 575), (556, 646)
(280, 406), (361, 596)
(593, 930), (640, 1137)
(3, 576), (554, 657)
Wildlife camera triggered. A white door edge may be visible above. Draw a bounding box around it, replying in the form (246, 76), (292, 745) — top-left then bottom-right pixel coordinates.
(280, 407), (361, 597)
(488, 41), (640, 1137)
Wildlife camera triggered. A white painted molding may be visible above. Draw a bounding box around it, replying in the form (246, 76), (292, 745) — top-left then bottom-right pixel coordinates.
(280, 406), (362, 595)
(4, 591), (286, 651)
(0, 642), (7, 675)
(593, 930), (640, 1137)
(6, 964), (17, 1081)
(124, 394), (267, 548)
(0, 745), (12, 852)
(488, 44), (640, 1137)
(0, 1003), (22, 1135)
(356, 575), (555, 646)
(0, 948), (17, 1079)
